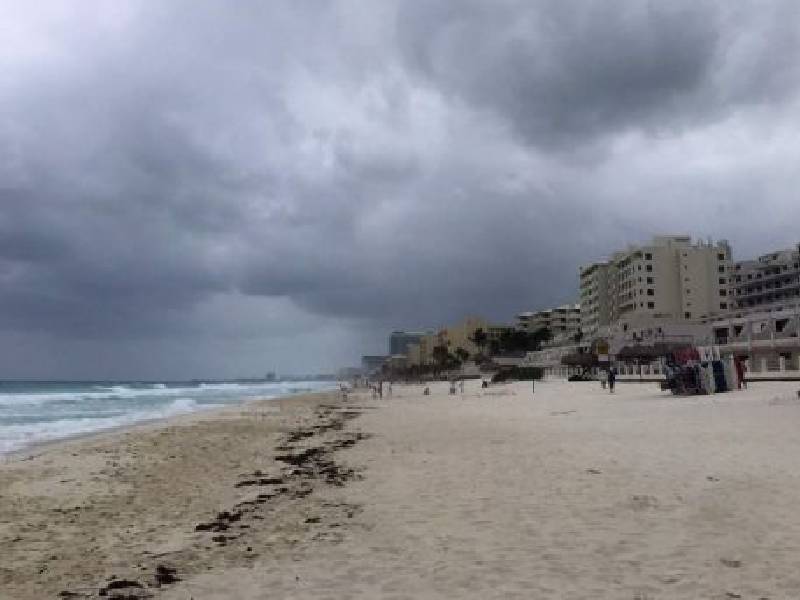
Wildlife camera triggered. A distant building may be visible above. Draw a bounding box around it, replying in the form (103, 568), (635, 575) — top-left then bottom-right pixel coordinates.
(404, 317), (514, 366)
(710, 305), (800, 376)
(361, 355), (388, 375)
(731, 243), (800, 313)
(516, 304), (581, 338)
(579, 262), (611, 337)
(610, 235), (731, 323)
(579, 236), (732, 333)
(389, 330), (429, 356)
(704, 242), (800, 380)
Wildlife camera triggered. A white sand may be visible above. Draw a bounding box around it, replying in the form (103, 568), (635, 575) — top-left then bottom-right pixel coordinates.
(165, 379), (800, 599)
(5, 380), (800, 598)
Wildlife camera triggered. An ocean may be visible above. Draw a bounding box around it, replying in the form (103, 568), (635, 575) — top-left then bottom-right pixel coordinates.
(0, 379), (336, 455)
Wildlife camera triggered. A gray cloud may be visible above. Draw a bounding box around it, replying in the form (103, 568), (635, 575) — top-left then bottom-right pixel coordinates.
(1, 1), (800, 378)
(397, 1), (800, 148)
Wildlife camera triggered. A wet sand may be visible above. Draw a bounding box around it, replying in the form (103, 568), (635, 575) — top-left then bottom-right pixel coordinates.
(0, 390), (365, 599)
(5, 380), (800, 598)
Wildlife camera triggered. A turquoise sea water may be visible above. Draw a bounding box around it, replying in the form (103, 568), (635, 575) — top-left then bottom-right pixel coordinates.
(0, 380), (335, 454)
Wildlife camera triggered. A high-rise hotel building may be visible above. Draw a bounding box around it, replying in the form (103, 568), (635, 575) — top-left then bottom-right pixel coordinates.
(731, 244), (800, 313)
(580, 236), (733, 337)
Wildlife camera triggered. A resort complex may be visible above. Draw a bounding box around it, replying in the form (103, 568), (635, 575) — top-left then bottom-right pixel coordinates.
(361, 235), (800, 381)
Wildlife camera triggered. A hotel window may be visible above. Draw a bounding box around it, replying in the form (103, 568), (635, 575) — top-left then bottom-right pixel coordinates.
(720, 302), (728, 309)
(718, 253), (725, 260)
(720, 289), (727, 296)
(645, 252), (652, 260)
(685, 312), (692, 318)
(719, 278), (726, 284)
(647, 289), (654, 296)
(647, 302), (655, 309)
(646, 277), (653, 284)
(718, 265), (725, 273)
(646, 265), (653, 272)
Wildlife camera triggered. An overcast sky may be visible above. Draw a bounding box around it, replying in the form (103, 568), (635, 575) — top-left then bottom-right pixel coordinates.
(2, 1), (800, 379)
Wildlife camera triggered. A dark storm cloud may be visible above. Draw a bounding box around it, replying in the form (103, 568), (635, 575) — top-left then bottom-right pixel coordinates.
(396, 0), (800, 149)
(1, 1), (800, 377)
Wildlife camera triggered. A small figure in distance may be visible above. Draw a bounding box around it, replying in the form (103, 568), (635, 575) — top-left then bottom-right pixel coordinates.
(735, 356), (747, 390)
(600, 369), (607, 390)
(449, 380), (456, 395)
(459, 379), (465, 394)
(481, 380), (488, 389)
(423, 386), (431, 396)
(608, 367), (616, 394)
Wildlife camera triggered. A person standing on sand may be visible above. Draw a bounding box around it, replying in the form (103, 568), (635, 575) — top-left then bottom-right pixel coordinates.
(600, 369), (607, 389)
(608, 367), (616, 394)
(735, 357), (747, 390)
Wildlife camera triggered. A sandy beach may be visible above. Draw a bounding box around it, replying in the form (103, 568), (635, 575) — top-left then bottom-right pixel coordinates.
(4, 380), (800, 599)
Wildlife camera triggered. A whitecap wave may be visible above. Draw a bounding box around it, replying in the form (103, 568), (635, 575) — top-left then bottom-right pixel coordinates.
(0, 380), (336, 454)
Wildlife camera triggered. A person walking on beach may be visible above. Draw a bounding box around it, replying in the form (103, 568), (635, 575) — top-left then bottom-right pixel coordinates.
(735, 357), (747, 390)
(600, 369), (607, 390)
(608, 367), (616, 394)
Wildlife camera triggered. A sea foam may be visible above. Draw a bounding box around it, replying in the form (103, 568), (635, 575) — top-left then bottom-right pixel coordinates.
(0, 380), (334, 455)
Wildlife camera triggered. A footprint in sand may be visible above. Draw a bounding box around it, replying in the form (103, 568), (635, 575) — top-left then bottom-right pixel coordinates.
(628, 495), (659, 511)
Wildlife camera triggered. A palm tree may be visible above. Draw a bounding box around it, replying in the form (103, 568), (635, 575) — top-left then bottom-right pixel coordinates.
(470, 328), (488, 355)
(432, 344), (450, 375)
(454, 347), (470, 363)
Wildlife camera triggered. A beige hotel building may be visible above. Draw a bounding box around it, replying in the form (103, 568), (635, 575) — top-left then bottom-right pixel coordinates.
(580, 236), (732, 339)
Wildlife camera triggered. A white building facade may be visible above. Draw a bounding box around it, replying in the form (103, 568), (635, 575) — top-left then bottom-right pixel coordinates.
(516, 304), (581, 338)
(579, 262), (611, 337)
(731, 244), (800, 313)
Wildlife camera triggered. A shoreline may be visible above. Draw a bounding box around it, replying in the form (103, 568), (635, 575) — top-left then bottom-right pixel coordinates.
(7, 379), (800, 598)
(0, 387), (366, 599)
(0, 384), (338, 464)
